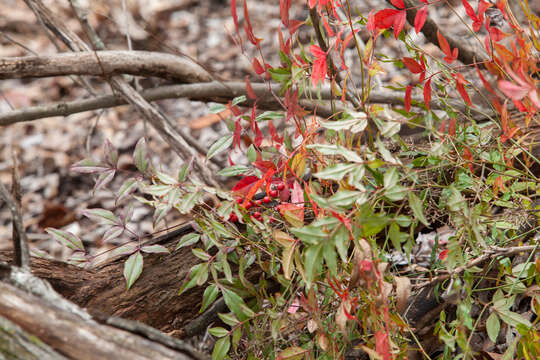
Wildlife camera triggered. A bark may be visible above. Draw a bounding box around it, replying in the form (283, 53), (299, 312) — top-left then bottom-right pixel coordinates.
(0, 263), (208, 360)
(0, 226), (205, 335)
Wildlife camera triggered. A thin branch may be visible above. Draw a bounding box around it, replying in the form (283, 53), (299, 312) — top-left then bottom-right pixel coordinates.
(23, 0), (218, 187)
(0, 179), (30, 270)
(413, 244), (538, 289)
(0, 81), (476, 126)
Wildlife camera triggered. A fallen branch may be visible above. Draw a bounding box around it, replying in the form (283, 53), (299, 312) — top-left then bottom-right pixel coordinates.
(0, 81), (477, 126)
(0, 264), (207, 360)
(0, 50), (211, 83)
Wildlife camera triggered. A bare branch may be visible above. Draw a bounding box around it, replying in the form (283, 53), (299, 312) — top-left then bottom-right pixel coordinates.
(0, 51), (212, 83)
(0, 180), (30, 270)
(0, 81), (477, 127)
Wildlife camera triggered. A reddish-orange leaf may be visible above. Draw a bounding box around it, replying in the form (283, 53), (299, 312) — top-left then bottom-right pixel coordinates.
(252, 58), (265, 75)
(404, 85), (412, 112)
(463, 147), (473, 172)
(288, 19), (304, 34)
(231, 0), (239, 34)
(375, 330), (391, 360)
(424, 78), (432, 110)
(475, 63), (496, 96)
(414, 6), (428, 33)
(439, 249), (449, 260)
(448, 116), (456, 136)
(243, 1), (261, 46)
(390, 0), (405, 9)
(437, 30), (458, 63)
(454, 73), (473, 107)
(279, 0), (291, 27)
(245, 76), (256, 100)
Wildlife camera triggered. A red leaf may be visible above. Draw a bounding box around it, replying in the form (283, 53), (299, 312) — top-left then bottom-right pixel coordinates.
(279, 0), (291, 27)
(414, 6), (428, 33)
(375, 331), (391, 360)
(243, 1), (261, 46)
(390, 0), (405, 9)
(245, 76), (256, 100)
(437, 30), (458, 63)
(475, 64), (496, 96)
(402, 57), (423, 74)
(454, 73), (473, 107)
(243, 169), (275, 206)
(232, 175), (259, 194)
(498, 80), (530, 101)
(439, 249), (449, 260)
(310, 45), (327, 85)
(424, 78), (432, 110)
(463, 147), (473, 172)
(231, 0), (239, 34)
(233, 119), (242, 149)
(289, 19), (304, 34)
(404, 85), (412, 112)
(253, 58), (265, 75)
(373, 8), (406, 39)
(448, 116), (456, 136)
(393, 10), (407, 39)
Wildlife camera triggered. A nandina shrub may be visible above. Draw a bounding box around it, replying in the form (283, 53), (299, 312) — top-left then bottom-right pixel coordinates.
(49, 1), (539, 359)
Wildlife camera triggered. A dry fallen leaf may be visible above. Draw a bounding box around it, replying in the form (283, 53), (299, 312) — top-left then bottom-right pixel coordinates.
(394, 276), (412, 313)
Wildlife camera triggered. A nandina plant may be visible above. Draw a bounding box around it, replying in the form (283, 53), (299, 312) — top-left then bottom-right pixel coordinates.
(48, 1), (539, 359)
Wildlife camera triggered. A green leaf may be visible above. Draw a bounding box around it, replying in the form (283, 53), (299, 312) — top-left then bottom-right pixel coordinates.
(408, 192), (429, 226)
(231, 95), (247, 106)
(333, 225), (349, 262)
(209, 103), (226, 113)
(222, 287), (250, 321)
(207, 135), (233, 161)
(200, 284), (220, 313)
(123, 251), (143, 290)
(156, 171), (177, 185)
(176, 233), (200, 250)
(256, 111), (283, 122)
(313, 163), (357, 181)
(45, 228), (85, 251)
(383, 167), (399, 189)
(116, 178), (137, 205)
(82, 208), (118, 226)
(306, 144), (363, 163)
(323, 242), (337, 276)
(304, 243), (323, 287)
(70, 158), (109, 174)
(212, 336), (231, 360)
(178, 163), (190, 182)
(319, 116), (367, 133)
(217, 165), (250, 177)
(246, 144), (257, 162)
(496, 308), (532, 328)
(384, 185), (408, 201)
(290, 225), (327, 245)
(486, 312), (500, 343)
(218, 312), (239, 326)
(140, 245), (170, 254)
(192, 248), (211, 261)
(177, 191), (202, 214)
(133, 138), (149, 172)
(389, 222), (406, 253)
(209, 327), (230, 338)
(328, 190), (362, 208)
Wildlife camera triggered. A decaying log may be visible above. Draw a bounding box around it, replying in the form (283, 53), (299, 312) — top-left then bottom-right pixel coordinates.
(0, 225), (210, 336)
(0, 263), (208, 360)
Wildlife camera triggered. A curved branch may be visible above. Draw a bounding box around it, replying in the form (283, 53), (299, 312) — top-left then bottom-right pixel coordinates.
(0, 51), (212, 83)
